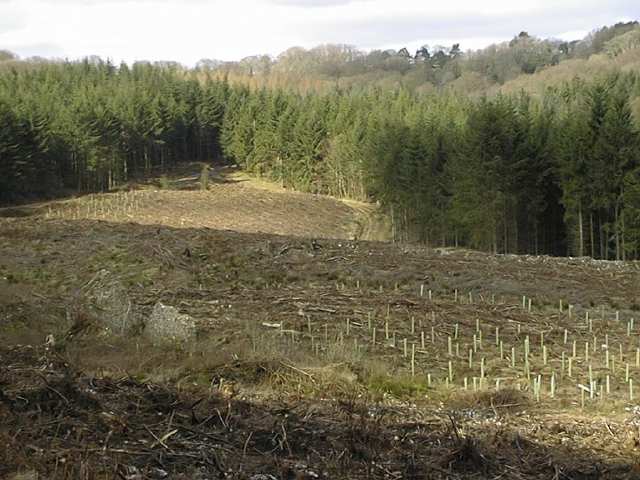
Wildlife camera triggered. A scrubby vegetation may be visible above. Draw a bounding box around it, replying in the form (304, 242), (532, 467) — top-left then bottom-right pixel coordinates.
(1, 167), (640, 477)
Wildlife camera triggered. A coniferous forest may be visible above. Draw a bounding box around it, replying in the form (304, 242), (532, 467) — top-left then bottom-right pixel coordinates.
(1, 27), (640, 260)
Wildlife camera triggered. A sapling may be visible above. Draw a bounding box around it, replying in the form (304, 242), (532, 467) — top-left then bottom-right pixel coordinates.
(612, 355), (616, 373)
(411, 344), (416, 377)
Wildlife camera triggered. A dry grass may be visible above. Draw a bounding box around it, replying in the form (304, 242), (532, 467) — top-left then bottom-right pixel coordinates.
(2, 165), (640, 478)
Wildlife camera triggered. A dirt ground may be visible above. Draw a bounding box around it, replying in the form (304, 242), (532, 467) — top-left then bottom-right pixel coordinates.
(19, 165), (386, 242)
(2, 165), (640, 479)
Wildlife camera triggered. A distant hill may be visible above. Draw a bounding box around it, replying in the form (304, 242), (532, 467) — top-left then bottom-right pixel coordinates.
(190, 21), (640, 95)
(2, 21), (639, 97)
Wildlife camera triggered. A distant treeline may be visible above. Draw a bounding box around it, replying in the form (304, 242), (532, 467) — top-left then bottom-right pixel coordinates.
(194, 22), (640, 94)
(1, 60), (639, 259)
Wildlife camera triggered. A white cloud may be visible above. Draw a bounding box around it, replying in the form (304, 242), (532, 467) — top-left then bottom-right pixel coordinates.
(0, 0), (637, 65)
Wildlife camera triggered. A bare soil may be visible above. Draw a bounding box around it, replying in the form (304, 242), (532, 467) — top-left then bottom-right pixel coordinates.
(2, 165), (640, 479)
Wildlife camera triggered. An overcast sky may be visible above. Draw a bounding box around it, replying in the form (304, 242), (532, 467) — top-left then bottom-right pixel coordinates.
(0, 0), (637, 66)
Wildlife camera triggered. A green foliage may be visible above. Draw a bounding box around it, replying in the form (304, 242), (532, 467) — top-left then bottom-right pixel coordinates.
(367, 373), (428, 398)
(158, 175), (171, 190)
(1, 57), (639, 260)
(199, 163), (210, 190)
(0, 61), (230, 202)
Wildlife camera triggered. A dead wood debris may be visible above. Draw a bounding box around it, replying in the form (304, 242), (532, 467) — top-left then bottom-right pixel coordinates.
(1, 345), (636, 479)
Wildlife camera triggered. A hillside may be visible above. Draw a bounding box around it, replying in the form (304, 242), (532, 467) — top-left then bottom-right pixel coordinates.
(2, 167), (640, 478)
